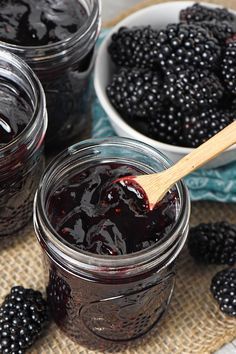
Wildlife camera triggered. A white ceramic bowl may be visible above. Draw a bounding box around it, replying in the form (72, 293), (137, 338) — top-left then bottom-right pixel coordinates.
(94, 1), (236, 169)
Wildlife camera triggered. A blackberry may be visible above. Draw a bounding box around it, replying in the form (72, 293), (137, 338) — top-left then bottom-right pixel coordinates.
(188, 222), (236, 265)
(163, 66), (224, 113)
(108, 26), (160, 69)
(0, 286), (49, 354)
(200, 21), (234, 45)
(211, 268), (236, 317)
(148, 105), (184, 145)
(183, 108), (232, 148)
(106, 68), (163, 120)
(222, 41), (236, 95)
(156, 23), (221, 70)
(180, 3), (234, 23)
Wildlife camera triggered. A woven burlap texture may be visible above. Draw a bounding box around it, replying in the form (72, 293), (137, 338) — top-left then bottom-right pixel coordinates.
(1, 202), (236, 354)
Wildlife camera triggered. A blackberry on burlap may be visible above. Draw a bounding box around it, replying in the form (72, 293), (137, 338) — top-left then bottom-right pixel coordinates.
(0, 286), (49, 354)
(211, 268), (236, 317)
(106, 67), (163, 120)
(108, 26), (160, 69)
(188, 222), (236, 265)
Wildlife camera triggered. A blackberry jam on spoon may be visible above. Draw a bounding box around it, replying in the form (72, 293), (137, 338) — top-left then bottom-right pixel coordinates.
(118, 121), (236, 210)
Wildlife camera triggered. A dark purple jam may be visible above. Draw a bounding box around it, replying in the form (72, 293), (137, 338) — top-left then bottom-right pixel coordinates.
(47, 162), (179, 255)
(0, 0), (87, 46)
(0, 0), (95, 152)
(0, 79), (44, 237)
(0, 79), (31, 146)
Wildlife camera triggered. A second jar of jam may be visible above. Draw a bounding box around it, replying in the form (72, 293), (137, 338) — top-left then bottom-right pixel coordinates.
(0, 49), (47, 237)
(0, 0), (101, 152)
(34, 138), (190, 350)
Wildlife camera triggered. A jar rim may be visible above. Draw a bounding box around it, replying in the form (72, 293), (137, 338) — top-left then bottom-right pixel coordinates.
(0, 0), (101, 61)
(0, 49), (47, 155)
(34, 137), (191, 275)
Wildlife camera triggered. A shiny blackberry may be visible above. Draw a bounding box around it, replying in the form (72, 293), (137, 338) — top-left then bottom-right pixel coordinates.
(188, 222), (236, 265)
(211, 268), (236, 317)
(148, 105), (184, 145)
(156, 23), (221, 70)
(180, 3), (234, 23)
(108, 26), (160, 69)
(183, 108), (232, 148)
(106, 68), (163, 120)
(200, 21), (234, 45)
(0, 286), (49, 354)
(163, 66), (224, 113)
(222, 41), (236, 95)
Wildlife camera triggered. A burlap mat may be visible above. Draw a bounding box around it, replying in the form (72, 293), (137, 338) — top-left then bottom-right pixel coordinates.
(0, 202), (236, 354)
(1, 1), (236, 353)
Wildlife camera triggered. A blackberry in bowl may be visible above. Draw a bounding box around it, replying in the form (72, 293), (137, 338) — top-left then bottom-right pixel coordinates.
(34, 137), (190, 349)
(0, 49), (47, 237)
(94, 1), (236, 168)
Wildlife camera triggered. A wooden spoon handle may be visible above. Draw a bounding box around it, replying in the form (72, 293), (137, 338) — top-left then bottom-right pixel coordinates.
(164, 120), (236, 185)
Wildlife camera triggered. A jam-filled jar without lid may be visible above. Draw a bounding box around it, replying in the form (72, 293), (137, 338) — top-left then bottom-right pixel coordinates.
(0, 0), (101, 152)
(0, 49), (47, 237)
(34, 138), (190, 350)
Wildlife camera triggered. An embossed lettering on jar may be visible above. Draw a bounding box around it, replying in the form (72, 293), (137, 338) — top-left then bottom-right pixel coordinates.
(0, 50), (47, 237)
(0, 0), (101, 152)
(34, 138), (190, 350)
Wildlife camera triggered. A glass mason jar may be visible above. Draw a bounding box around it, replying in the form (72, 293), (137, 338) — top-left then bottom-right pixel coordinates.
(34, 138), (190, 350)
(0, 49), (47, 237)
(0, 0), (101, 152)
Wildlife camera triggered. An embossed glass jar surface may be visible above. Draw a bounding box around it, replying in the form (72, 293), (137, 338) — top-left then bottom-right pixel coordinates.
(34, 138), (190, 349)
(0, 50), (47, 237)
(0, 0), (101, 152)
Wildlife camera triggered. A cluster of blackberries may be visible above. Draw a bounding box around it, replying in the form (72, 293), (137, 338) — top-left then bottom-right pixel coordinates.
(107, 3), (236, 148)
(0, 286), (49, 353)
(188, 221), (236, 317)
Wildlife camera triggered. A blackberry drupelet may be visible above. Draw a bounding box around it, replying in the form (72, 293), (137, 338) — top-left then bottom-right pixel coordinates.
(156, 23), (221, 70)
(163, 66), (224, 113)
(200, 21), (234, 45)
(0, 286), (49, 354)
(211, 268), (236, 317)
(148, 105), (184, 145)
(222, 41), (236, 95)
(183, 108), (232, 148)
(188, 222), (236, 265)
(106, 68), (163, 120)
(180, 3), (234, 23)
(108, 26), (160, 69)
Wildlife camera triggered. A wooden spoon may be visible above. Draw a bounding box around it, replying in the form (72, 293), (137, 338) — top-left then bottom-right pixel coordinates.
(119, 120), (236, 210)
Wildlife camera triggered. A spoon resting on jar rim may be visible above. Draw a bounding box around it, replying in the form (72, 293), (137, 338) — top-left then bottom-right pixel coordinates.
(117, 120), (236, 210)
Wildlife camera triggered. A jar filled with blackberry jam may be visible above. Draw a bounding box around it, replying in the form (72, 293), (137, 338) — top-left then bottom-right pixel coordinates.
(0, 49), (47, 237)
(34, 138), (190, 350)
(0, 0), (101, 152)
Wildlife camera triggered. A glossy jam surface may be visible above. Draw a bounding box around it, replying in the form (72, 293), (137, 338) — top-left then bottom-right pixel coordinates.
(0, 0), (88, 46)
(47, 162), (179, 255)
(0, 79), (32, 146)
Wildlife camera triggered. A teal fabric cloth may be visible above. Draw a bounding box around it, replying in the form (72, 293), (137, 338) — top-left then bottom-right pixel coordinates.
(92, 30), (236, 203)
